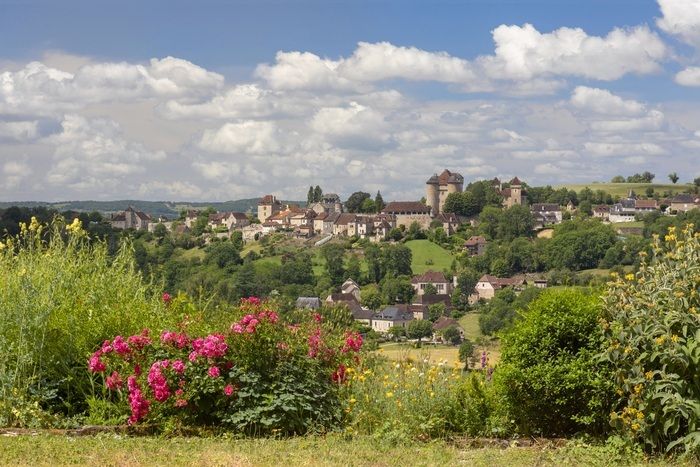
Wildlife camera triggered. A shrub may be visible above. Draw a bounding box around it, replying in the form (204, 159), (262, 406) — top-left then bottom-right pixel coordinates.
(600, 225), (700, 454)
(0, 218), (175, 426)
(494, 289), (613, 436)
(90, 299), (362, 435)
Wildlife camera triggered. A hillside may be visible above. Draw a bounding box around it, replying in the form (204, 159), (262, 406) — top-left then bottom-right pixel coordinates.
(554, 182), (692, 198)
(0, 199), (304, 219)
(405, 239), (456, 274)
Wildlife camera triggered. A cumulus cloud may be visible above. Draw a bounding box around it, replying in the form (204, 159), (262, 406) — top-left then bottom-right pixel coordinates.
(2, 160), (33, 190)
(657, 0), (700, 48)
(197, 120), (282, 155)
(0, 120), (40, 142)
(583, 141), (667, 157)
(0, 57), (223, 116)
(570, 86), (646, 116)
(45, 114), (166, 190)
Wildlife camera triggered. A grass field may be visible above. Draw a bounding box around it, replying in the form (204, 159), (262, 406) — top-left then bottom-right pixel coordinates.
(378, 342), (461, 367)
(0, 434), (691, 466)
(556, 182), (692, 198)
(405, 239), (456, 274)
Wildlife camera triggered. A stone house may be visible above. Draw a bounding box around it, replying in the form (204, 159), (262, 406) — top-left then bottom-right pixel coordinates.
(464, 236), (487, 256)
(433, 212), (460, 235)
(341, 279), (361, 301)
(110, 206), (151, 231)
(609, 198), (637, 223)
(409, 294), (453, 320)
(411, 270), (452, 296)
(474, 274), (526, 301)
(670, 194), (700, 213)
(593, 205), (610, 221)
(530, 203), (563, 229)
(184, 210), (200, 228)
(208, 211), (250, 231)
(381, 201), (432, 230)
(295, 297), (321, 310)
(494, 177), (526, 208)
(289, 209), (317, 227)
(258, 194), (283, 221)
(333, 213), (357, 236)
(371, 305), (414, 333)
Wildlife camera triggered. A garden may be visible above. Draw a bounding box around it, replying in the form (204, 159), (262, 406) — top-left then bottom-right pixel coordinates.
(0, 217), (698, 465)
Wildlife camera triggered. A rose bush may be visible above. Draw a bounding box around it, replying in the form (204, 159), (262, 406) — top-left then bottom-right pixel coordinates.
(89, 298), (363, 434)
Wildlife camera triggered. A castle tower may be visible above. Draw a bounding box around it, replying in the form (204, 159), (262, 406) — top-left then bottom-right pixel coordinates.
(426, 174), (440, 216)
(507, 177), (522, 207)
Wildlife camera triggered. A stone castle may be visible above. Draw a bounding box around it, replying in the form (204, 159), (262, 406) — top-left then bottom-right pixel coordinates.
(425, 169), (464, 216)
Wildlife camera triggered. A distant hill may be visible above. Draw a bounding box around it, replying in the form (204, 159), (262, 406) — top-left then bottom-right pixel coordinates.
(554, 182), (693, 198)
(0, 199), (305, 219)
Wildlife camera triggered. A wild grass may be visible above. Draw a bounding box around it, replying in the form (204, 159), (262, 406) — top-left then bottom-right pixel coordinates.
(555, 182), (691, 198)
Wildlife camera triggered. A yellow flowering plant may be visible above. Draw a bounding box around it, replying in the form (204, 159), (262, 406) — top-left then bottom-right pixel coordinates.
(601, 224), (700, 454)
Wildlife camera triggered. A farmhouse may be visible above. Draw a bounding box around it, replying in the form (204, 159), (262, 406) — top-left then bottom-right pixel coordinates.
(474, 274), (526, 301)
(371, 305), (414, 333)
(411, 270), (452, 296)
(464, 236), (487, 256)
(110, 206), (151, 231)
(670, 194), (700, 213)
(530, 203), (562, 229)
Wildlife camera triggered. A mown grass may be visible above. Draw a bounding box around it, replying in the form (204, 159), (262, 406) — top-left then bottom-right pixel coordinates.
(378, 342), (462, 367)
(405, 239), (455, 274)
(0, 434), (694, 466)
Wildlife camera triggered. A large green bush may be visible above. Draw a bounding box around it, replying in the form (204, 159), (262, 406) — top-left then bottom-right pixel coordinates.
(494, 288), (613, 436)
(0, 218), (176, 426)
(601, 224), (700, 454)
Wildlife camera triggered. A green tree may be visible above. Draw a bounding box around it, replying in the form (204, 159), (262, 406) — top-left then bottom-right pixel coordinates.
(478, 206), (502, 239)
(407, 319), (433, 346)
(360, 284), (383, 310)
(380, 276), (415, 304)
(668, 172), (679, 184)
(427, 303), (446, 322)
(360, 198), (376, 213)
(388, 325), (406, 341)
(498, 205), (534, 240)
(611, 175), (625, 183)
(423, 283), (438, 295)
(382, 244), (412, 278)
(458, 339), (475, 369)
(364, 244), (383, 283)
(307, 186), (314, 205)
(374, 191), (385, 212)
(204, 241), (242, 271)
(313, 185), (323, 202)
(345, 254), (362, 283)
(345, 192), (371, 213)
(321, 243), (346, 286)
(230, 230), (244, 251)
(153, 223), (168, 241)
(442, 326), (462, 345)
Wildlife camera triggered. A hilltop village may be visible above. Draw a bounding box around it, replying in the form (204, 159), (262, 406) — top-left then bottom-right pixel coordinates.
(95, 170), (700, 340)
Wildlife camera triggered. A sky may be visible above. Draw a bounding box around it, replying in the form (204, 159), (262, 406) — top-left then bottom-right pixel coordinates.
(1, 0), (700, 202)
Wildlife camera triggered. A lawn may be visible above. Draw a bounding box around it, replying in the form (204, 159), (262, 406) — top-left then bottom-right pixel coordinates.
(405, 239), (456, 274)
(556, 182), (692, 198)
(0, 434), (691, 466)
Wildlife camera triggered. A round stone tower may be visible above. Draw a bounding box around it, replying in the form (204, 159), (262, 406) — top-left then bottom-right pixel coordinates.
(426, 174), (440, 216)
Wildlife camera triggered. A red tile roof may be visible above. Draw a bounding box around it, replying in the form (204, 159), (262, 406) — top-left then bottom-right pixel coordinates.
(411, 270), (449, 284)
(383, 201), (431, 214)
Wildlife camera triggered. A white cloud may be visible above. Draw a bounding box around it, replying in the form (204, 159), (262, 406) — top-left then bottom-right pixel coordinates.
(2, 160), (33, 190)
(657, 0), (700, 48)
(197, 121), (282, 155)
(0, 57), (223, 116)
(570, 86), (645, 116)
(675, 66), (700, 85)
(45, 114), (165, 190)
(482, 24), (667, 81)
(255, 51), (364, 92)
(137, 180), (203, 200)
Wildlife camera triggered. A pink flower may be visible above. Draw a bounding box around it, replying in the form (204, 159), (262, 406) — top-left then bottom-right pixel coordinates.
(112, 336), (130, 355)
(127, 330), (151, 350)
(231, 323), (244, 334)
(127, 376), (150, 425)
(308, 328), (322, 358)
(208, 366), (221, 378)
(224, 384), (235, 397)
(175, 399), (188, 408)
(100, 340), (113, 354)
(88, 351), (106, 373)
(188, 351), (198, 362)
(313, 313), (322, 323)
(175, 389), (184, 397)
(342, 332), (363, 353)
(147, 361), (170, 402)
(162, 292), (172, 304)
(172, 360), (185, 374)
(243, 297), (261, 306)
(105, 371), (123, 390)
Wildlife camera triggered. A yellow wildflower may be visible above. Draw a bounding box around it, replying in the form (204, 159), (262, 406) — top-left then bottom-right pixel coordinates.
(645, 371), (654, 380)
(625, 273), (635, 281)
(385, 391), (394, 398)
(671, 335), (679, 343)
(631, 422), (640, 432)
(655, 336), (666, 345)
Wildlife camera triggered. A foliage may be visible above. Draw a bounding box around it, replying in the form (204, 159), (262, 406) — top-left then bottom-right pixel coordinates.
(321, 243), (346, 286)
(89, 298), (363, 435)
(343, 359), (492, 439)
(345, 192), (371, 213)
(545, 219), (617, 271)
(600, 225), (700, 454)
(0, 218), (176, 426)
(494, 289), (614, 436)
(478, 287), (542, 336)
(458, 340), (475, 369)
(441, 326), (462, 345)
(407, 320), (433, 344)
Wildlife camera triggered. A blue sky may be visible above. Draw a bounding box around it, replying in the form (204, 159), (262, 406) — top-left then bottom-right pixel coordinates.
(0, 0), (699, 201)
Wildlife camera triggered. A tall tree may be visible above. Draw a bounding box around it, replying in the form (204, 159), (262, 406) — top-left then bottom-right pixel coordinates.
(407, 320), (434, 346)
(313, 185), (323, 202)
(374, 191), (385, 212)
(321, 243), (346, 286)
(307, 186), (314, 206)
(668, 172), (679, 184)
(365, 244), (383, 283)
